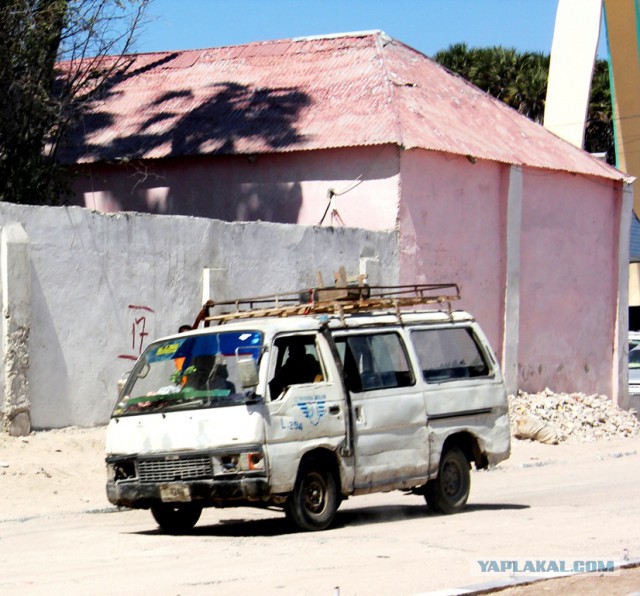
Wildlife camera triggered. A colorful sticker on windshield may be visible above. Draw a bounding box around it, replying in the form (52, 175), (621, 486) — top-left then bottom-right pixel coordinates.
(149, 341), (184, 362)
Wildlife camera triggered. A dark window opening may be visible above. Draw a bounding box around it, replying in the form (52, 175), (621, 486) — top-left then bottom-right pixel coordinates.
(268, 335), (323, 399)
(335, 332), (414, 393)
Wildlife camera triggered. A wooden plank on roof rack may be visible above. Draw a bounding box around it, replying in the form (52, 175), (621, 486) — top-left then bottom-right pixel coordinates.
(199, 283), (461, 324)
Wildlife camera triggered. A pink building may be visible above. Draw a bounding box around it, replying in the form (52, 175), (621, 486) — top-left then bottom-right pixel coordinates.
(65, 31), (632, 403)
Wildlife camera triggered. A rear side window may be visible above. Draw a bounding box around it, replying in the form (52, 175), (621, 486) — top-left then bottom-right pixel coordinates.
(335, 332), (414, 392)
(411, 327), (490, 383)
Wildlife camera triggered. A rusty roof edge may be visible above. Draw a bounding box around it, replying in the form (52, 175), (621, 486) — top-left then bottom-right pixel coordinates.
(71, 139), (634, 183)
(528, 124), (633, 183)
(400, 142), (632, 183)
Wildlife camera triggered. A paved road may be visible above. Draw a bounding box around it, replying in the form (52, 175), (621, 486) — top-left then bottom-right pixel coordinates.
(1, 437), (639, 595)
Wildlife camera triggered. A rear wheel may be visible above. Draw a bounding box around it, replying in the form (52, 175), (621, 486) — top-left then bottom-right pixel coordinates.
(151, 503), (203, 534)
(285, 459), (338, 531)
(425, 447), (470, 514)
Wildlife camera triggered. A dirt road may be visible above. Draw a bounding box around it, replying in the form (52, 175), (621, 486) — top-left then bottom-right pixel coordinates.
(0, 428), (639, 595)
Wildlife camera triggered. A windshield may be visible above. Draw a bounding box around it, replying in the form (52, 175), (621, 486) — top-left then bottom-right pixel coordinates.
(113, 331), (263, 417)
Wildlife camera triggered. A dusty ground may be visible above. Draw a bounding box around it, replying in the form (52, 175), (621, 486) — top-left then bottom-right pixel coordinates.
(0, 427), (639, 594)
(0, 426), (107, 519)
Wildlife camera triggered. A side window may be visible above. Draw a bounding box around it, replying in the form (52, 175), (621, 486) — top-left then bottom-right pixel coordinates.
(268, 335), (324, 400)
(335, 332), (414, 392)
(411, 327), (490, 383)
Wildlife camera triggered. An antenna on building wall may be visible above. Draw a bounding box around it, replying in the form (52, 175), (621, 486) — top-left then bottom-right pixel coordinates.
(318, 175), (363, 226)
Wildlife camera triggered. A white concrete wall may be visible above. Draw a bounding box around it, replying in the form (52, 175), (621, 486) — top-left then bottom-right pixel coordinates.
(0, 204), (398, 429)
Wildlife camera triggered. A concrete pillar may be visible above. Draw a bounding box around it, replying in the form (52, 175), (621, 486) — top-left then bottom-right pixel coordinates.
(502, 166), (523, 396)
(1, 223), (31, 436)
(202, 267), (228, 304)
(615, 182), (633, 409)
(359, 255), (382, 286)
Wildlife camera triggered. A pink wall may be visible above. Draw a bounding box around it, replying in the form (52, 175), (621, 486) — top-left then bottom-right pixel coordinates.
(71, 143), (624, 396)
(71, 146), (400, 229)
(518, 170), (619, 395)
(397, 150), (507, 356)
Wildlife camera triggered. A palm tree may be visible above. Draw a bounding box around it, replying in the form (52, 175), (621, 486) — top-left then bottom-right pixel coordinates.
(584, 59), (614, 163)
(433, 44), (614, 164)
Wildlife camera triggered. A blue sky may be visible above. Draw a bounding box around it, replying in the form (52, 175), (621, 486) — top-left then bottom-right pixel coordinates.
(136, 0), (608, 58)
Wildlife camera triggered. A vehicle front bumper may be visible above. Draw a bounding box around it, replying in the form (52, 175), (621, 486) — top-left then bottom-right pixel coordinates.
(107, 476), (270, 509)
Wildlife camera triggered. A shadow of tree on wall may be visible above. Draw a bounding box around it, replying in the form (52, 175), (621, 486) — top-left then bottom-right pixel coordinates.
(62, 54), (312, 221)
(62, 55), (311, 162)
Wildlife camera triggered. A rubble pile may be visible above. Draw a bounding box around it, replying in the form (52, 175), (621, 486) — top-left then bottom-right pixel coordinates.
(508, 389), (640, 443)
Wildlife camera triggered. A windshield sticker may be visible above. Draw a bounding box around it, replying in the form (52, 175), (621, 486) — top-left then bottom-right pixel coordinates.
(148, 341), (184, 362)
(157, 343), (181, 356)
(296, 395), (327, 426)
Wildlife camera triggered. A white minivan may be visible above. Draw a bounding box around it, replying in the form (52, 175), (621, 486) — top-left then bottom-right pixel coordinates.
(106, 284), (510, 532)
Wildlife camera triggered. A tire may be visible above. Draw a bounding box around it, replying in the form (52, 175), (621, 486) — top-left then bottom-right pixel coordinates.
(425, 447), (470, 514)
(151, 503), (203, 534)
(285, 459), (338, 531)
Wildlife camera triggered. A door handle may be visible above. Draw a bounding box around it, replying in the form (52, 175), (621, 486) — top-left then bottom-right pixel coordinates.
(329, 405), (340, 415)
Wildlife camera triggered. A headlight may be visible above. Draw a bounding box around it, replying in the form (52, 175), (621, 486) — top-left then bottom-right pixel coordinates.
(215, 451), (265, 474)
(106, 459), (137, 481)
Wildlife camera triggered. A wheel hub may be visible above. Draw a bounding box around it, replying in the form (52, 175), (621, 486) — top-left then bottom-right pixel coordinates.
(442, 461), (462, 497)
(303, 476), (326, 513)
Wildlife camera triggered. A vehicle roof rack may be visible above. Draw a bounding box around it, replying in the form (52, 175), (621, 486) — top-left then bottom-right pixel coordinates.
(192, 283), (460, 327)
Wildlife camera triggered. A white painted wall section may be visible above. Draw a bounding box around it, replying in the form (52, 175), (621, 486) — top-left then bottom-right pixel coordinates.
(616, 183), (633, 408)
(0, 205), (398, 429)
(502, 166), (522, 396)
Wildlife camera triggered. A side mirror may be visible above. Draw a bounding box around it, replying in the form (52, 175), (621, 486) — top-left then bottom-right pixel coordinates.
(237, 357), (259, 389)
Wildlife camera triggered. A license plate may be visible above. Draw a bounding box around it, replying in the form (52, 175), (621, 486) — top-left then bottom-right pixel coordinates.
(159, 483), (191, 502)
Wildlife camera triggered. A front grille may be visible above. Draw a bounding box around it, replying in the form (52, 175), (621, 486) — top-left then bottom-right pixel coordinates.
(138, 455), (213, 482)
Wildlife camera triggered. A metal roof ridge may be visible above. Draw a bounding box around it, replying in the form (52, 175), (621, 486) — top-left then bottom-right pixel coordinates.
(291, 29), (388, 42)
(373, 34), (405, 149)
(111, 31), (389, 61)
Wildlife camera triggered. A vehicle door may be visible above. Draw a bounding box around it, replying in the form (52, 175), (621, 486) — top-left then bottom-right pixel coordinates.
(409, 325), (508, 470)
(263, 332), (347, 490)
(333, 330), (428, 493)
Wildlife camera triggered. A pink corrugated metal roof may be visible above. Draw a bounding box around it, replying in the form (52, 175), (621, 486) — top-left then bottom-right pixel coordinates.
(62, 31), (627, 181)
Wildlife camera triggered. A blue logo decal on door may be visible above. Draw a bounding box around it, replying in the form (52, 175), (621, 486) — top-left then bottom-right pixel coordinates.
(296, 395), (327, 426)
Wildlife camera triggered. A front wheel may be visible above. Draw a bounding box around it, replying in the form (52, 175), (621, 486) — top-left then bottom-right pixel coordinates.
(285, 460), (338, 531)
(425, 447), (470, 514)
(151, 503), (203, 534)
